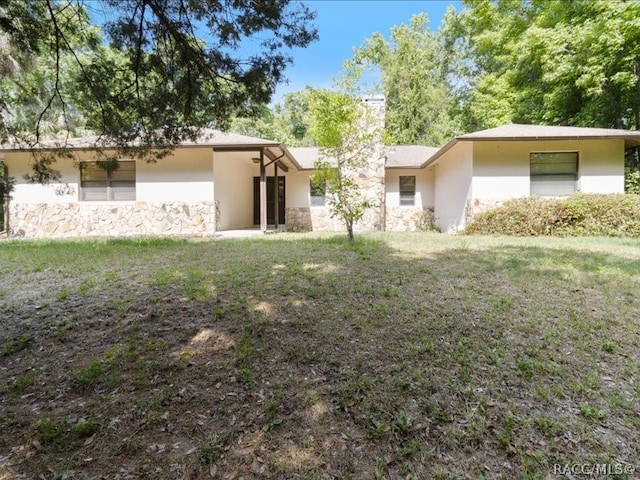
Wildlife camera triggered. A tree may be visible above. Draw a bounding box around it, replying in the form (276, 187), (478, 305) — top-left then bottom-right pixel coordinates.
(308, 89), (381, 243)
(448, 0), (640, 131)
(228, 87), (315, 146)
(0, 0), (318, 178)
(344, 13), (458, 147)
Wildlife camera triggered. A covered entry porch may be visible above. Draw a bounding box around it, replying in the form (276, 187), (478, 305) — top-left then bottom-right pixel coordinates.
(213, 144), (299, 233)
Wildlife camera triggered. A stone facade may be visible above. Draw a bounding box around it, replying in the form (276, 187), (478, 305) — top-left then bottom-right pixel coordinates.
(353, 97), (386, 231)
(464, 198), (505, 224)
(385, 206), (435, 232)
(9, 201), (218, 238)
(285, 206), (345, 232)
(287, 205), (436, 233)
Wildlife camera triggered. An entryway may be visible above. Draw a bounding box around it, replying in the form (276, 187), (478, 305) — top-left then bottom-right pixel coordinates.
(253, 176), (285, 226)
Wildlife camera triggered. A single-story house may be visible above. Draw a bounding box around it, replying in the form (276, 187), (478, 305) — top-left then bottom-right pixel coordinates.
(426, 124), (640, 232)
(2, 101), (640, 237)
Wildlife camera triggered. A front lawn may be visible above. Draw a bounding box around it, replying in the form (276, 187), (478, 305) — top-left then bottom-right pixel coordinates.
(1, 233), (639, 479)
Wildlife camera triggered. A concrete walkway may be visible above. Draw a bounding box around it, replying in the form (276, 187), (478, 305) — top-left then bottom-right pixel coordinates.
(215, 228), (282, 238)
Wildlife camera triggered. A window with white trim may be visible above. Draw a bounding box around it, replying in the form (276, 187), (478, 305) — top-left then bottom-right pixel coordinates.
(310, 180), (325, 206)
(80, 161), (136, 201)
(530, 152), (578, 196)
(399, 175), (416, 206)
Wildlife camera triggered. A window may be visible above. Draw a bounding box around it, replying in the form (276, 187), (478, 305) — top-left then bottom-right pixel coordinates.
(399, 175), (416, 206)
(530, 152), (578, 196)
(310, 180), (325, 206)
(80, 161), (136, 201)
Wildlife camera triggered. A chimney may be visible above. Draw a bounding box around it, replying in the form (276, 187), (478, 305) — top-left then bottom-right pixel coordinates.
(356, 96), (386, 231)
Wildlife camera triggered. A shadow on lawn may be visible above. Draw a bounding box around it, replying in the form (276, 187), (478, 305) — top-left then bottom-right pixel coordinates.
(1, 235), (639, 479)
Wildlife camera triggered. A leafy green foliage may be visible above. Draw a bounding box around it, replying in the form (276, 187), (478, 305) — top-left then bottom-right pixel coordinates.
(465, 194), (640, 237)
(345, 13), (458, 147)
(0, 0), (318, 171)
(229, 89), (316, 146)
(449, 0), (640, 131)
(625, 168), (640, 194)
(308, 89), (378, 242)
(0, 161), (14, 231)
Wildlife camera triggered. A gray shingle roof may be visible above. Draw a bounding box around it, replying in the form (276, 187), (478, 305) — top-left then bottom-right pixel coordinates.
(0, 128), (280, 151)
(386, 145), (440, 168)
(459, 124), (640, 144)
(288, 145), (439, 170)
(286, 147), (323, 170)
(424, 124), (640, 167)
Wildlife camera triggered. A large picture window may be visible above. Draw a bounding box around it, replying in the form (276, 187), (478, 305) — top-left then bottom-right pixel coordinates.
(80, 161), (136, 201)
(530, 152), (578, 196)
(399, 175), (416, 206)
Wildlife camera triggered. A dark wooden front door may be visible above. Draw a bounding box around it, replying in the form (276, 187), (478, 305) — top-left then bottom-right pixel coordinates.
(253, 176), (285, 225)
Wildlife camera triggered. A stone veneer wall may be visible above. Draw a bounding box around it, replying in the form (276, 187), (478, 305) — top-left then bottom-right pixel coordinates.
(464, 198), (505, 224)
(287, 206), (436, 233)
(9, 201), (218, 238)
(285, 207), (344, 232)
(385, 206), (434, 232)
(353, 97), (386, 231)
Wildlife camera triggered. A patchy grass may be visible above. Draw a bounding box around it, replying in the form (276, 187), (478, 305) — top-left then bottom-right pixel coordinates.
(1, 233), (639, 479)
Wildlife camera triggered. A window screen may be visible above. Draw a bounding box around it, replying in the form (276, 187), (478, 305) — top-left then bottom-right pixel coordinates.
(399, 175), (416, 206)
(530, 152), (578, 196)
(80, 161), (136, 201)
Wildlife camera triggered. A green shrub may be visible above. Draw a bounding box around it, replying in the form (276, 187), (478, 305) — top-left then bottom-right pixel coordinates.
(626, 168), (640, 194)
(464, 193), (640, 237)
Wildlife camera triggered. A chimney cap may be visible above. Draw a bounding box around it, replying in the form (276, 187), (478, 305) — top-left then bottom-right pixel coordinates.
(362, 95), (385, 103)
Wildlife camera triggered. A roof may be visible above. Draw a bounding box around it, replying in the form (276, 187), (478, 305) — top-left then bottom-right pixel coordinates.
(286, 147), (322, 170)
(288, 145), (439, 170)
(0, 128), (302, 170)
(386, 145), (439, 168)
(0, 128), (280, 151)
(458, 124), (640, 144)
(423, 124), (640, 168)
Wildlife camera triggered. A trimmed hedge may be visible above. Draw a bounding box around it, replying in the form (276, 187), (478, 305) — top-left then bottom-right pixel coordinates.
(464, 193), (640, 237)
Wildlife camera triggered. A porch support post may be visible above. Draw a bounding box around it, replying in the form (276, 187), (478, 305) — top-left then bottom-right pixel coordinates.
(274, 162), (279, 228)
(260, 149), (267, 233)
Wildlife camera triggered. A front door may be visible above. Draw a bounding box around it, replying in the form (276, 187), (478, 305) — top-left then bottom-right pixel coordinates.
(253, 176), (285, 225)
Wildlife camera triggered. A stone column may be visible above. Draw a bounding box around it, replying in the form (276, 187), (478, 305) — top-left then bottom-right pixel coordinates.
(356, 96), (386, 231)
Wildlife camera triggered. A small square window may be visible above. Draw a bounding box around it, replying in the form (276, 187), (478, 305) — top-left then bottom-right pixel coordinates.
(399, 175), (415, 206)
(310, 180), (325, 206)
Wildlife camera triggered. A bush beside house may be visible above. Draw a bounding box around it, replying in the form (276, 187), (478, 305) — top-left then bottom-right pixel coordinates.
(464, 193), (640, 237)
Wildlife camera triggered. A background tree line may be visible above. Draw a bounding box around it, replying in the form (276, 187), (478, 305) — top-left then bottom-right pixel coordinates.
(2, 0), (640, 158)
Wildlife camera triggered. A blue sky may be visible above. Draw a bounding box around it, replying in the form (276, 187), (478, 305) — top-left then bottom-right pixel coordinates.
(272, 0), (462, 103)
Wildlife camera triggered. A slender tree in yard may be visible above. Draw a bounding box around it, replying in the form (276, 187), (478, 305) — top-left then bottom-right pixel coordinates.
(308, 89), (381, 243)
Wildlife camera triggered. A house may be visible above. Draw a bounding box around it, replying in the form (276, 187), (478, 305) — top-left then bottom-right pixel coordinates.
(2, 109), (640, 237)
(426, 124), (640, 232)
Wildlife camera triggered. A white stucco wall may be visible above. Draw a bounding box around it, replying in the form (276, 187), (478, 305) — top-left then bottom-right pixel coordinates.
(137, 148), (214, 202)
(472, 139), (625, 200)
(577, 139), (625, 193)
(433, 142), (473, 233)
(4, 148), (216, 204)
(4, 152), (80, 204)
(286, 170), (313, 208)
(213, 151), (259, 230)
(385, 168), (434, 208)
